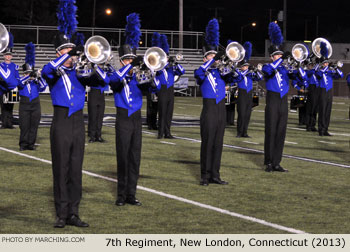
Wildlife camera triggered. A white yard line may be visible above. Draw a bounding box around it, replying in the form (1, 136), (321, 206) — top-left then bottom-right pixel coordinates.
(141, 130), (350, 169)
(0, 146), (305, 234)
(285, 141), (298, 145)
(160, 141), (176, 145)
(318, 141), (336, 145)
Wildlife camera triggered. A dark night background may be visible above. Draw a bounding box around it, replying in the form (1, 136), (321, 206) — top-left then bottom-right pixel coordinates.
(1, 0), (350, 55)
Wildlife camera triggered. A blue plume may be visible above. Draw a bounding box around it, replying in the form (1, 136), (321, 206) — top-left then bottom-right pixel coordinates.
(160, 34), (169, 54)
(243, 41), (252, 61)
(125, 13), (141, 49)
(205, 18), (219, 46)
(8, 32), (14, 48)
(320, 42), (328, 58)
(57, 0), (78, 39)
(268, 22), (283, 46)
(75, 32), (85, 46)
(151, 32), (161, 47)
(25, 42), (35, 66)
(227, 39), (233, 46)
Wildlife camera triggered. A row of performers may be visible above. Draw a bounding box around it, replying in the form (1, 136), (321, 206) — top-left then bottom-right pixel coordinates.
(0, 15), (346, 228)
(224, 57), (344, 136)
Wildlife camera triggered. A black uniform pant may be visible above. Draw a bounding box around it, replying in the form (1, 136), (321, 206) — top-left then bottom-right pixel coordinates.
(1, 95), (14, 128)
(51, 107), (85, 219)
(146, 92), (158, 130)
(116, 108), (142, 201)
(305, 85), (319, 129)
(226, 103), (235, 125)
(88, 88), (105, 139)
(200, 98), (226, 180)
(158, 85), (174, 137)
(318, 88), (333, 134)
(237, 88), (252, 136)
(19, 96), (41, 148)
(297, 91), (307, 125)
(264, 91), (288, 167)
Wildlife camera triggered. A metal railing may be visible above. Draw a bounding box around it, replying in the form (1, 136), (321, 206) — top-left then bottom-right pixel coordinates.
(5, 25), (205, 50)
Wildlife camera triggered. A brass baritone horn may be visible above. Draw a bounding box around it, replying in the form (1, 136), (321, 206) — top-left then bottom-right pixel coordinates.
(291, 43), (309, 63)
(175, 53), (183, 61)
(84, 35), (111, 64)
(143, 47), (168, 72)
(311, 37), (332, 59)
(226, 42), (245, 63)
(0, 23), (9, 53)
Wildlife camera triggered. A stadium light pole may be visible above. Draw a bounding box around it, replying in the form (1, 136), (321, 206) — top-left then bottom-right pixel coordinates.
(179, 0), (183, 51)
(92, 0), (96, 35)
(283, 0), (287, 40)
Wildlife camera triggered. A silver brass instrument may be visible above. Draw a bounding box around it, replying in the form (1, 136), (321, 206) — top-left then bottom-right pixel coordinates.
(85, 35), (111, 64)
(284, 43), (309, 70)
(143, 47), (168, 72)
(292, 43), (309, 63)
(76, 35), (111, 73)
(175, 53), (183, 61)
(226, 42), (246, 63)
(0, 23), (9, 53)
(134, 47), (168, 84)
(312, 38), (332, 59)
(311, 37), (342, 69)
(329, 60), (343, 70)
(218, 42), (245, 74)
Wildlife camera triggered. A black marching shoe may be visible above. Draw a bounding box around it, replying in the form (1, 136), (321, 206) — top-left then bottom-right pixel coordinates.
(242, 134), (251, 138)
(324, 131), (332, 136)
(54, 218), (66, 228)
(20, 146), (28, 151)
(265, 164), (274, 172)
(164, 134), (175, 139)
(157, 134), (163, 139)
(125, 198), (142, 206)
(236, 134), (242, 138)
(115, 198), (125, 206)
(209, 178), (228, 185)
(89, 137), (96, 143)
(27, 146), (36, 150)
(273, 165), (288, 172)
(306, 128), (312, 132)
(96, 137), (106, 142)
(318, 131), (324, 136)
(66, 215), (89, 227)
(311, 127), (317, 132)
(199, 179), (209, 186)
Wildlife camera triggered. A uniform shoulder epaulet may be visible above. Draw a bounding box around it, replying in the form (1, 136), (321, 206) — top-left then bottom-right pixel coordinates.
(15, 64), (19, 70)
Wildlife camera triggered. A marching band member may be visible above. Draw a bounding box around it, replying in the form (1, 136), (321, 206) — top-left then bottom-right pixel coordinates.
(225, 40), (236, 126)
(108, 13), (159, 206)
(315, 42), (343, 136)
(77, 33), (109, 143)
(18, 42), (47, 151)
(155, 34), (185, 139)
(0, 32), (20, 129)
(194, 19), (235, 186)
(305, 61), (320, 132)
(42, 0), (109, 228)
(146, 32), (161, 131)
(291, 74), (307, 126)
(235, 41), (263, 138)
(262, 22), (307, 172)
